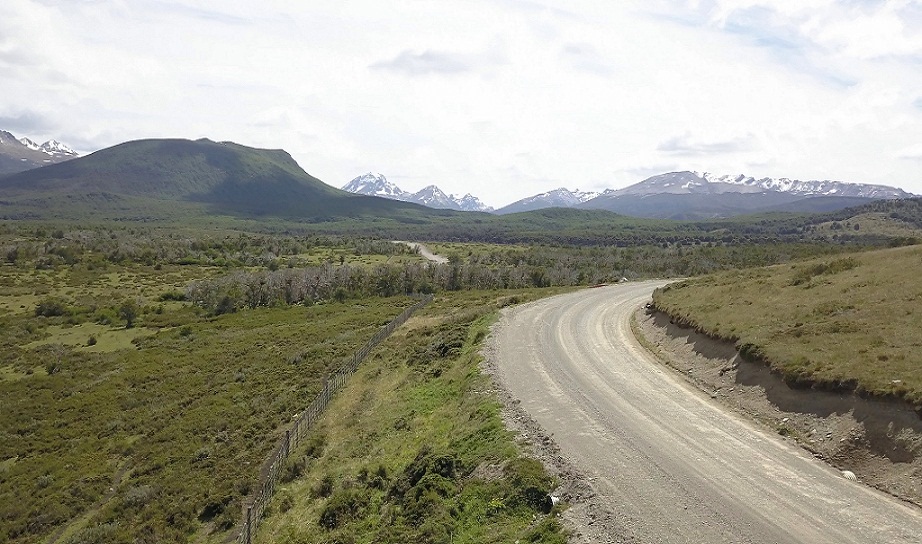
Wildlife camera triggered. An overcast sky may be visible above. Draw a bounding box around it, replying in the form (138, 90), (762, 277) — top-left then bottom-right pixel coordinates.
(3, 1), (922, 207)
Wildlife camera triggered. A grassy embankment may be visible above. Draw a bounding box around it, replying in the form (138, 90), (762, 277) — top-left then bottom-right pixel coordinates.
(652, 244), (922, 410)
(253, 289), (571, 544)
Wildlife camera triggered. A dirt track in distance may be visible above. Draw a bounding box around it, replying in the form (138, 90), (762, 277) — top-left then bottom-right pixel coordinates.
(484, 282), (922, 544)
(394, 241), (449, 263)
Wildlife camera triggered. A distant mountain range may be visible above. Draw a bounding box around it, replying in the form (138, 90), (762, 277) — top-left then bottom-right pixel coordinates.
(2, 130), (915, 222)
(0, 130), (78, 175)
(596, 171), (913, 199)
(342, 173), (493, 212)
(343, 170), (916, 220)
(578, 171), (915, 220)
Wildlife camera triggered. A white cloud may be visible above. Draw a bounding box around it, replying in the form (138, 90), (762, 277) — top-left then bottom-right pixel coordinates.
(1, 0), (921, 207)
(896, 143), (922, 161)
(658, 132), (758, 155)
(370, 50), (475, 76)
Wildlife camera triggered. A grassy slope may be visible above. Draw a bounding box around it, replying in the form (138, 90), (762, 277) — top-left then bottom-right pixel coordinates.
(0, 138), (444, 221)
(652, 245), (922, 409)
(253, 290), (571, 544)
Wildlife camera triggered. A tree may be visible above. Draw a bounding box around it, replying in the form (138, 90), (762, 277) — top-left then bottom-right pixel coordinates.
(119, 300), (139, 329)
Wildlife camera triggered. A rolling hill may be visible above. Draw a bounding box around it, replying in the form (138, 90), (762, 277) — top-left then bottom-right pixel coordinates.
(0, 138), (452, 221)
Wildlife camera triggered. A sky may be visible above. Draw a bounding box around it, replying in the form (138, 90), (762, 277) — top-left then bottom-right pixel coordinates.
(2, 0), (922, 208)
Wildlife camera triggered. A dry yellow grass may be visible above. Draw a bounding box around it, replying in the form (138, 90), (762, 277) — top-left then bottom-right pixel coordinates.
(653, 245), (922, 408)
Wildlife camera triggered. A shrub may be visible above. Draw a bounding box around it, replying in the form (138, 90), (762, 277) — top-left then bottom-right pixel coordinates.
(504, 457), (554, 512)
(122, 485), (155, 508)
(158, 290), (186, 302)
(522, 516), (568, 544)
(304, 433), (326, 458)
(35, 298), (68, 317)
(282, 455), (308, 483)
(318, 488), (367, 530)
(313, 474), (335, 498)
(277, 490), (294, 513)
(64, 522), (122, 544)
(94, 308), (118, 325)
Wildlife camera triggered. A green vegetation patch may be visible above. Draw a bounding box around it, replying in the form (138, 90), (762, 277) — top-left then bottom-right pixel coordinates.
(652, 245), (922, 408)
(0, 234), (421, 544)
(22, 323), (154, 352)
(255, 289), (569, 544)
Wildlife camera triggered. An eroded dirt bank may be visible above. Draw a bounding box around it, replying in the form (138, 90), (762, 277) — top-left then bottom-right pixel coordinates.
(633, 306), (922, 508)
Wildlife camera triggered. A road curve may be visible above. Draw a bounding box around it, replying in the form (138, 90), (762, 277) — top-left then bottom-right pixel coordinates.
(490, 281), (922, 544)
(394, 241), (449, 264)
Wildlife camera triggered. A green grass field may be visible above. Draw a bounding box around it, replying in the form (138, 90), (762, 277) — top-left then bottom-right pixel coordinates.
(652, 244), (922, 408)
(0, 233), (434, 544)
(1, 294), (417, 544)
(254, 289), (571, 544)
(0, 229), (569, 544)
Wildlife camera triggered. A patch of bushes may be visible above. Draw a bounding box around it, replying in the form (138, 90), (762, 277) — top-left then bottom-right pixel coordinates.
(318, 488), (368, 530)
(503, 457), (555, 512)
(35, 298), (69, 317)
(63, 522), (123, 544)
(790, 257), (859, 286)
(158, 290), (186, 302)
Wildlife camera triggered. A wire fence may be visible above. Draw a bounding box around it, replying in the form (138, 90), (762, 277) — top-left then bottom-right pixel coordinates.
(230, 294), (433, 544)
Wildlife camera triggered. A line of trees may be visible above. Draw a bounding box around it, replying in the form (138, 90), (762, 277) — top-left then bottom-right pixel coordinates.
(184, 241), (865, 314)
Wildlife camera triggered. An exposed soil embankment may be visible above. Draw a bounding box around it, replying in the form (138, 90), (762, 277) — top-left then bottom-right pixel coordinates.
(634, 306), (922, 507)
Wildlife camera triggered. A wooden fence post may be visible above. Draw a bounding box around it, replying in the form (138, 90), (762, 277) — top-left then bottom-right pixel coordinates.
(246, 506), (252, 544)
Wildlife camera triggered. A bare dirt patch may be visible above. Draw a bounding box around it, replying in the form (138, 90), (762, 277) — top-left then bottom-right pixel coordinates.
(633, 306), (922, 508)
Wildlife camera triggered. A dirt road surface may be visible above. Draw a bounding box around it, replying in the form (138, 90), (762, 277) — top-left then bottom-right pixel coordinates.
(488, 281), (922, 544)
(394, 241), (449, 264)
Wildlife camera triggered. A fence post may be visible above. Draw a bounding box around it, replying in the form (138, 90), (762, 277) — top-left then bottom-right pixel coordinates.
(246, 506), (252, 544)
(285, 430), (290, 457)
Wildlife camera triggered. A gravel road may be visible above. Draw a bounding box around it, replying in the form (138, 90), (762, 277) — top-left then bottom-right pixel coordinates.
(488, 281), (922, 544)
(394, 241), (449, 263)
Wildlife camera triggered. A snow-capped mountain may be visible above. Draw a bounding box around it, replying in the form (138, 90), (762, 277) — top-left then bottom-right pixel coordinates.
(496, 187), (599, 214)
(342, 172), (493, 212)
(342, 172), (409, 200)
(39, 139), (78, 157)
(0, 130), (79, 176)
(606, 171), (914, 199)
(18, 137), (41, 151)
(412, 185), (457, 208)
(456, 193), (492, 212)
(580, 171), (916, 220)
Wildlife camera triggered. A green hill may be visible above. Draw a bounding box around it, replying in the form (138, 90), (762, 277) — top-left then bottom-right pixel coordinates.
(652, 244), (922, 409)
(0, 138), (447, 221)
